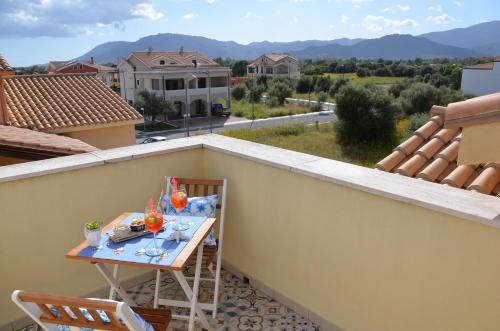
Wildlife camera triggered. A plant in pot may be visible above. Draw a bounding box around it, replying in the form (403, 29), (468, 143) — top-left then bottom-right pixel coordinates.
(84, 220), (103, 248)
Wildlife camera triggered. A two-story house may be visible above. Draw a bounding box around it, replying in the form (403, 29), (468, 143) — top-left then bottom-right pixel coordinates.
(46, 58), (119, 88)
(247, 53), (300, 81)
(118, 50), (231, 117)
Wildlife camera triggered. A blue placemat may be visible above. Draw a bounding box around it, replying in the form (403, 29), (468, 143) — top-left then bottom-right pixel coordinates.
(77, 213), (207, 267)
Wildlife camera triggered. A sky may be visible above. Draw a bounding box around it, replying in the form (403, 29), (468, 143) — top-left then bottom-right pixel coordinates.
(1, 0), (499, 67)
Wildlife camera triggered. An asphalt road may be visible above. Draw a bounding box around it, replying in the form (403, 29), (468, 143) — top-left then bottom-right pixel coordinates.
(136, 111), (336, 143)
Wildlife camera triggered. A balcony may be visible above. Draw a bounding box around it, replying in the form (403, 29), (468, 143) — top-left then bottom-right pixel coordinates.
(1, 134), (500, 331)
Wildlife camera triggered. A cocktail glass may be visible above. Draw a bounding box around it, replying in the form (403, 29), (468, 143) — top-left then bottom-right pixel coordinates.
(144, 206), (165, 257)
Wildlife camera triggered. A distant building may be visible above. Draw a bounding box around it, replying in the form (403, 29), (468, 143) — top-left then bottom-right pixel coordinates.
(247, 54), (300, 81)
(46, 58), (119, 87)
(0, 125), (98, 166)
(461, 57), (500, 96)
(0, 73), (143, 149)
(0, 54), (15, 77)
(117, 50), (231, 117)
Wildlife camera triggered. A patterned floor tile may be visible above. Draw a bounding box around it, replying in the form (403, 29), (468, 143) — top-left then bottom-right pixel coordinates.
(16, 269), (319, 331)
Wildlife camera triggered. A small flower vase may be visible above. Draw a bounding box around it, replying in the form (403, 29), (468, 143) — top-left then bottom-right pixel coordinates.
(85, 228), (102, 248)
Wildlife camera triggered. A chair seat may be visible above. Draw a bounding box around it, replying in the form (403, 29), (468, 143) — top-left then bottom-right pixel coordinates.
(186, 245), (218, 267)
(132, 307), (172, 331)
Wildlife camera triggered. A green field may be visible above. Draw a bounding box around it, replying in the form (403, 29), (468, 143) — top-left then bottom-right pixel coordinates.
(319, 73), (404, 85)
(230, 99), (313, 119)
(221, 122), (394, 167)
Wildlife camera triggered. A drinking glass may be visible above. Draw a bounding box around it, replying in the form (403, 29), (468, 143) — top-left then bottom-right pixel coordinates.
(144, 205), (165, 257)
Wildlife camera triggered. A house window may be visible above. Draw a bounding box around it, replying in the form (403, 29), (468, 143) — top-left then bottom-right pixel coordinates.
(266, 67), (273, 74)
(159, 60), (165, 65)
(248, 67), (255, 74)
(151, 79), (160, 90)
(165, 79), (184, 90)
(198, 77), (206, 88)
(192, 59), (197, 67)
(210, 76), (227, 88)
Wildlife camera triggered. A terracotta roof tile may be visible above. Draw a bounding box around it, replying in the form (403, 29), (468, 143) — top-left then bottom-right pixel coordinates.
(464, 62), (494, 70)
(0, 54), (13, 71)
(130, 51), (219, 68)
(0, 74), (142, 132)
(0, 125), (98, 155)
(376, 103), (499, 197)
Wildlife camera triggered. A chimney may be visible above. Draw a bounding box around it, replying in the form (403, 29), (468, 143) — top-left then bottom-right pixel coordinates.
(90, 57), (95, 64)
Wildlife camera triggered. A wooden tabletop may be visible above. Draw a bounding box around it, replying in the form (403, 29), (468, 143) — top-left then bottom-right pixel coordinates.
(66, 212), (216, 271)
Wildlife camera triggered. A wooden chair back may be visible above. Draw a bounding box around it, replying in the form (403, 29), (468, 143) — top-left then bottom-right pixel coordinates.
(167, 177), (225, 209)
(12, 291), (143, 331)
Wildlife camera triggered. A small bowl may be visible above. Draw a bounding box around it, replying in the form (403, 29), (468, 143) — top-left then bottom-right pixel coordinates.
(130, 218), (145, 232)
(113, 224), (130, 236)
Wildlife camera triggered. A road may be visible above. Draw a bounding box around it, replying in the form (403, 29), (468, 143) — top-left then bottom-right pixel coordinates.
(136, 110), (336, 142)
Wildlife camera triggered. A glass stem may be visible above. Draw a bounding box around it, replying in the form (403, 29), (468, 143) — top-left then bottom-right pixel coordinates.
(153, 232), (159, 253)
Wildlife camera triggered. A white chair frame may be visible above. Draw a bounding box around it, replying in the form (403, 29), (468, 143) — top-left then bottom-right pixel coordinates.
(12, 290), (149, 331)
(154, 177), (228, 320)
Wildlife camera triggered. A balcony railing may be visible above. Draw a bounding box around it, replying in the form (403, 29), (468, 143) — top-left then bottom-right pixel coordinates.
(1, 135), (500, 331)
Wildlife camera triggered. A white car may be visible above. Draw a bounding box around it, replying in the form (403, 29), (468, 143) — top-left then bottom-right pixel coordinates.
(141, 136), (168, 144)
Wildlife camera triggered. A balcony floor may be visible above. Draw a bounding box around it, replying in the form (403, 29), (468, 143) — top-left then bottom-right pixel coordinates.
(17, 269), (320, 331)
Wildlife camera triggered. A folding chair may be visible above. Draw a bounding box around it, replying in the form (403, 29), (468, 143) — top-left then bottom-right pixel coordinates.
(12, 290), (171, 331)
(154, 177), (227, 319)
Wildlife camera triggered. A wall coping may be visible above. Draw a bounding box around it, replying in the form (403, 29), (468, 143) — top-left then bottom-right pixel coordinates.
(0, 134), (499, 228)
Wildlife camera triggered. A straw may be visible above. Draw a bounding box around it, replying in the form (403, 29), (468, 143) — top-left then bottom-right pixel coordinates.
(156, 189), (164, 211)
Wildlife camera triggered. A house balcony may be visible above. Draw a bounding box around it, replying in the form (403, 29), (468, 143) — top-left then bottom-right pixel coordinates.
(1, 135), (500, 331)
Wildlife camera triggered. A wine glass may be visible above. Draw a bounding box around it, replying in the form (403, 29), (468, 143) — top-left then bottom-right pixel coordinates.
(170, 186), (188, 229)
(144, 205), (165, 257)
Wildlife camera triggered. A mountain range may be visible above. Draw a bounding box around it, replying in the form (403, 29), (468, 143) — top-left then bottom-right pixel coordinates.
(77, 20), (500, 64)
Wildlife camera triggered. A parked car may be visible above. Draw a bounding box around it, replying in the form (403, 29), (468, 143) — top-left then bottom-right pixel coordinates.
(212, 104), (230, 117)
(141, 136), (168, 144)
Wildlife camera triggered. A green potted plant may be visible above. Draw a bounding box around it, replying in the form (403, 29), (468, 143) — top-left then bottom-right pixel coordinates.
(84, 220), (103, 248)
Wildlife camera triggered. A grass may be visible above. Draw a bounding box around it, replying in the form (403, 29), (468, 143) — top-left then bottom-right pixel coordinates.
(320, 73), (404, 85)
(221, 122), (395, 167)
(231, 99), (312, 119)
(135, 121), (178, 132)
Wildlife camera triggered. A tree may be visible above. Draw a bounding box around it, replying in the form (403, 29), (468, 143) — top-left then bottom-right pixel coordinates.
(314, 76), (332, 93)
(231, 60), (249, 77)
(268, 81), (292, 105)
(256, 75), (268, 90)
(133, 90), (169, 123)
(356, 67), (370, 77)
(312, 91), (328, 112)
(231, 85), (247, 101)
(335, 84), (396, 143)
(328, 77), (349, 97)
(248, 85), (264, 120)
(296, 76), (314, 94)
(399, 82), (440, 115)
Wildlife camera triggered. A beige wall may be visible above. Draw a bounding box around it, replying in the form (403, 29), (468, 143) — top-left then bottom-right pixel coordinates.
(202, 149), (500, 331)
(1, 143), (500, 330)
(0, 149), (202, 325)
(459, 121), (500, 164)
(64, 124), (137, 149)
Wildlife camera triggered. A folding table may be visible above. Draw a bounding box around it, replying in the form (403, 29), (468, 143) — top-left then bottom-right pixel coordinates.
(66, 212), (216, 331)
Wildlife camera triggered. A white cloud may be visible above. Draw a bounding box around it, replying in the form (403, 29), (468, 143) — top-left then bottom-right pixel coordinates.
(183, 13), (199, 19)
(83, 26), (94, 36)
(428, 4), (443, 12)
(454, 1), (463, 7)
(131, 3), (165, 20)
(96, 22), (111, 28)
(380, 7), (390, 13)
(362, 15), (419, 32)
(397, 4), (410, 11)
(341, 15), (349, 23)
(245, 11), (252, 17)
(290, 0), (311, 2)
(289, 17), (299, 24)
(206, 0), (215, 3)
(351, 0), (372, 4)
(426, 13), (456, 24)
(8, 10), (39, 24)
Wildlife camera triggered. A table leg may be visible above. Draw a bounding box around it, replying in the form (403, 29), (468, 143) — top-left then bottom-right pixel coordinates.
(108, 264), (120, 300)
(172, 245), (210, 330)
(94, 263), (135, 306)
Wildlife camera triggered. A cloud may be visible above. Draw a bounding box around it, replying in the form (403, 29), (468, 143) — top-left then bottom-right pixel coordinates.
(245, 11), (252, 17)
(341, 15), (349, 23)
(426, 14), (456, 24)
(397, 4), (410, 11)
(130, 3), (164, 20)
(428, 4), (443, 12)
(289, 17), (299, 24)
(206, 0), (215, 3)
(380, 7), (390, 13)
(183, 13), (199, 19)
(351, 0), (372, 7)
(0, 0), (166, 38)
(454, 1), (463, 7)
(362, 15), (419, 32)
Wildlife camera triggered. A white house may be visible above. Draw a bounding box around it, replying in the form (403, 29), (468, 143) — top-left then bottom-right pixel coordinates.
(247, 53), (300, 81)
(118, 50), (231, 117)
(461, 57), (500, 96)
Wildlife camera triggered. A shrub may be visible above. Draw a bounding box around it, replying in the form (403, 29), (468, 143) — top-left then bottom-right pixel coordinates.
(335, 83), (396, 144)
(314, 76), (332, 93)
(268, 81), (293, 105)
(233, 110), (245, 117)
(356, 67), (370, 77)
(405, 112), (431, 138)
(328, 77), (349, 97)
(256, 75), (268, 90)
(296, 76), (314, 94)
(310, 103), (322, 112)
(317, 91), (328, 104)
(247, 85), (264, 103)
(266, 97), (280, 108)
(399, 82), (440, 115)
(231, 85), (247, 101)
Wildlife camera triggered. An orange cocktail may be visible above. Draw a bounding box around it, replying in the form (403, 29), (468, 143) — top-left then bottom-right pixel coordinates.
(170, 189), (187, 212)
(145, 211), (163, 233)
